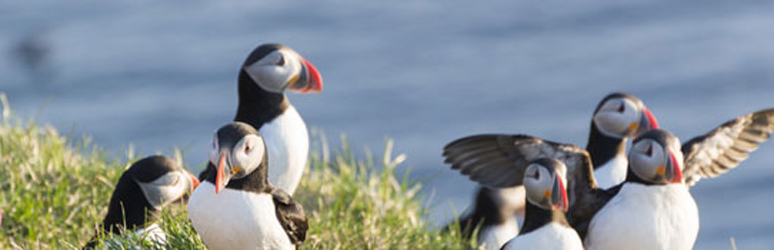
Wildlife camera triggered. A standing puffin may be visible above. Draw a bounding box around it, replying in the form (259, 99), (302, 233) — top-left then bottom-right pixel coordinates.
(442, 92), (657, 249)
(500, 158), (582, 250)
(583, 108), (774, 249)
(447, 108), (774, 249)
(583, 129), (698, 250)
(84, 155), (199, 249)
(223, 43), (323, 196)
(188, 122), (308, 250)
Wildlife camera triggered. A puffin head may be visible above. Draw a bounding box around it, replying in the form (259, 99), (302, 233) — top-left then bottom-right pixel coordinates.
(209, 122), (267, 194)
(241, 43), (322, 94)
(130, 156), (200, 210)
(592, 93), (659, 139)
(523, 158), (569, 212)
(628, 129), (684, 185)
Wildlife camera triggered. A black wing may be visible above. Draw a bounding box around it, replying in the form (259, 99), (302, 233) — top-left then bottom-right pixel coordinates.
(443, 134), (620, 239)
(443, 134), (593, 188)
(444, 134), (610, 227)
(681, 108), (774, 186)
(271, 187), (308, 245)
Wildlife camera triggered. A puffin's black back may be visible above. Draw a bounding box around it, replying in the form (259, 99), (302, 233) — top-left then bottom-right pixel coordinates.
(452, 187), (511, 240)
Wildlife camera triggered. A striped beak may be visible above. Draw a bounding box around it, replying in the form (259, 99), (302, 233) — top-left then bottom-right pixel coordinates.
(215, 152), (233, 194)
(287, 57), (322, 94)
(635, 107), (660, 136)
(551, 173), (569, 212)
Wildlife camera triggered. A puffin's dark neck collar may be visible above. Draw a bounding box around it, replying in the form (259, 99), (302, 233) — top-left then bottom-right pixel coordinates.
(519, 201), (569, 235)
(235, 70), (290, 130)
(102, 177), (159, 234)
(586, 122), (626, 169)
(204, 157), (271, 194)
(624, 168), (660, 186)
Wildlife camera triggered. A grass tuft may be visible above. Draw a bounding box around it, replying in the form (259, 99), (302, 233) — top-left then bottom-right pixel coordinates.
(0, 94), (474, 249)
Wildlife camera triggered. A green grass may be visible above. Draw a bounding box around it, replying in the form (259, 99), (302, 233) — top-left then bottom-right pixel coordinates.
(0, 93), (475, 249)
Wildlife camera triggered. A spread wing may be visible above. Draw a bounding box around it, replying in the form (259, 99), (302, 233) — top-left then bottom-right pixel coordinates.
(271, 187), (308, 245)
(443, 134), (623, 239)
(443, 134), (603, 213)
(443, 134), (592, 188)
(681, 108), (774, 186)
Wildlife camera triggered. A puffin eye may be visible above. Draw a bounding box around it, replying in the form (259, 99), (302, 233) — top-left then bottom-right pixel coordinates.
(276, 55), (285, 66)
(645, 144), (653, 157)
(617, 103), (625, 113)
(530, 168), (540, 179)
(245, 144), (251, 154)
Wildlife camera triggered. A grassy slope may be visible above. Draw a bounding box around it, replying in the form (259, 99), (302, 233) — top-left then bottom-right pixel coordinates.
(0, 94), (475, 249)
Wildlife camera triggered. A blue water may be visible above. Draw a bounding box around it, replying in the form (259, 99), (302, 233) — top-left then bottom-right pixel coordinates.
(2, 1), (774, 249)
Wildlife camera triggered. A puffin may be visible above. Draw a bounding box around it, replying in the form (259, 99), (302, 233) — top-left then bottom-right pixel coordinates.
(582, 129), (698, 250)
(442, 92), (658, 249)
(446, 108), (774, 249)
(500, 158), (583, 250)
(208, 43), (323, 196)
(188, 122), (308, 250)
(583, 108), (774, 249)
(447, 186), (523, 250)
(83, 155), (199, 249)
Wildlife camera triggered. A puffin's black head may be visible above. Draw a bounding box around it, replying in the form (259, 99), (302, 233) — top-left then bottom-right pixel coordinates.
(240, 43), (322, 94)
(209, 122), (267, 194)
(103, 155), (199, 232)
(592, 92), (659, 139)
(628, 129), (684, 185)
(523, 158), (569, 212)
(127, 156), (199, 208)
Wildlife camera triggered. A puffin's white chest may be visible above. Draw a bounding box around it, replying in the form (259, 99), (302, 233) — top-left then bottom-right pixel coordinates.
(259, 105), (309, 195)
(585, 183), (699, 250)
(593, 154), (628, 189)
(479, 219), (520, 250)
(502, 222), (583, 250)
(187, 182), (294, 250)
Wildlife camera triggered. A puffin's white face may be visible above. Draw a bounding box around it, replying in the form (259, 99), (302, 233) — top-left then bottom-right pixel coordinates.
(244, 48), (304, 94)
(523, 162), (568, 211)
(209, 134), (265, 180)
(593, 97), (643, 138)
(137, 170), (197, 209)
(629, 138), (684, 184)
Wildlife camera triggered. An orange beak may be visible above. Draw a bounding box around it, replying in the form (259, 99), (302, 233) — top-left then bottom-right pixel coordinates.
(556, 174), (569, 212)
(188, 172), (200, 190)
(215, 153), (227, 194)
(669, 151), (683, 184)
(294, 57), (322, 94)
(643, 107), (659, 129)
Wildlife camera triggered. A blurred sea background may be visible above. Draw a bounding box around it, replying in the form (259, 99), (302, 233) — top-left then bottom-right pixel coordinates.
(2, 1), (773, 249)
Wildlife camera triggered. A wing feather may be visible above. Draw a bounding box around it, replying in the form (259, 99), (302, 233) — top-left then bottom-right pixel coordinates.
(443, 134), (585, 188)
(443, 133), (613, 238)
(271, 187), (308, 245)
(681, 108), (774, 186)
